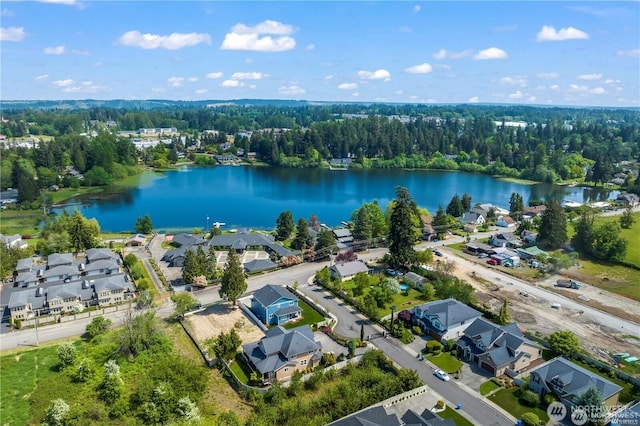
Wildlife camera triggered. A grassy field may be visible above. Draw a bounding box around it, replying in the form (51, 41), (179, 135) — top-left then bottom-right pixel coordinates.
(479, 379), (501, 396)
(0, 344), (61, 425)
(591, 212), (640, 265)
(0, 209), (43, 236)
(488, 388), (549, 424)
(439, 406), (475, 426)
(283, 299), (326, 329)
(427, 353), (463, 373)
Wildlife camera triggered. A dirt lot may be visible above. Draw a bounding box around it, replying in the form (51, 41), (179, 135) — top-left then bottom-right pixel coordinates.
(184, 303), (264, 344)
(448, 255), (640, 359)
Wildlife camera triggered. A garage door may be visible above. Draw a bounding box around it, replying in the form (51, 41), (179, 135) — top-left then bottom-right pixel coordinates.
(481, 362), (495, 375)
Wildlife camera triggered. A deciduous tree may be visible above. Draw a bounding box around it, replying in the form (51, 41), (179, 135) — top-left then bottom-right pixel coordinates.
(86, 316), (112, 339)
(549, 330), (580, 356)
(171, 292), (199, 318)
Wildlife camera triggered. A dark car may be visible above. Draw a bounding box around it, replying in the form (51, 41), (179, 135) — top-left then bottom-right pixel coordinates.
(433, 250), (443, 257)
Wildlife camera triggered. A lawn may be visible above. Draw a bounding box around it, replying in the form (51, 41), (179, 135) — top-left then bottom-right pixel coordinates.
(569, 258), (640, 301)
(0, 209), (42, 236)
(427, 352), (463, 373)
(479, 379), (502, 396)
(488, 388), (549, 424)
(283, 299), (326, 329)
(0, 344), (61, 425)
(230, 353), (252, 384)
(439, 406), (474, 426)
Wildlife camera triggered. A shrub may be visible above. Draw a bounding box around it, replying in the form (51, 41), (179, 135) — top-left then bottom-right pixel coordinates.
(544, 393), (557, 406)
(425, 340), (443, 354)
(412, 326), (422, 335)
(520, 389), (541, 407)
(443, 339), (456, 352)
(521, 412), (540, 426)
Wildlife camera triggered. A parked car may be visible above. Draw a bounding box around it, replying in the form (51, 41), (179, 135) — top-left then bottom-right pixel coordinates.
(433, 250), (444, 257)
(478, 253), (489, 259)
(434, 369), (451, 382)
(487, 258), (498, 265)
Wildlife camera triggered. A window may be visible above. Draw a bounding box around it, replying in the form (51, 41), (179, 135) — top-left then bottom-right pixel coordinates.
(289, 301), (294, 306)
(284, 368), (289, 373)
(300, 359), (307, 366)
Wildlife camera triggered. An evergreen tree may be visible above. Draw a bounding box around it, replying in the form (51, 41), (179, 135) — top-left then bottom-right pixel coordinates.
(574, 387), (605, 426)
(432, 205), (448, 238)
(291, 218), (311, 250)
(181, 249), (198, 284)
(275, 210), (295, 240)
(571, 209), (595, 253)
(196, 245), (207, 276)
(498, 300), (510, 325)
(620, 206), (635, 229)
(387, 186), (418, 268)
(537, 200), (567, 250)
(219, 250), (247, 305)
(353, 206), (373, 245)
(446, 193), (464, 218)
(509, 192), (524, 221)
(314, 228), (335, 259)
(135, 214), (153, 234)
(68, 209), (100, 252)
(461, 193), (472, 212)
(16, 166), (39, 203)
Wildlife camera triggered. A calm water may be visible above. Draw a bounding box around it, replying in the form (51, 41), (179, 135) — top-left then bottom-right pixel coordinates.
(58, 166), (618, 232)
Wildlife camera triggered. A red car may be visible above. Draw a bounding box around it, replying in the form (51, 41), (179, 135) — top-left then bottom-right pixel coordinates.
(486, 258), (499, 265)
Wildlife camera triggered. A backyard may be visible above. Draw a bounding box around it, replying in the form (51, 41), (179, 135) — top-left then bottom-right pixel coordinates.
(282, 298), (326, 330)
(488, 387), (550, 424)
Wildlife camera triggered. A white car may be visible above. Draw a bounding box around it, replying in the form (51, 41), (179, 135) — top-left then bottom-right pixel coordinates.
(434, 369), (451, 382)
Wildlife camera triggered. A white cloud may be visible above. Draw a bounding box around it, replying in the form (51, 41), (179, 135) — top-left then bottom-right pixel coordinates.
(500, 76), (527, 86)
(117, 30), (211, 50)
(324, 75), (334, 81)
(473, 47), (508, 60)
(244, 58), (253, 64)
(1, 9), (15, 17)
(35, 74), (49, 81)
(577, 73), (602, 80)
(413, 5), (421, 13)
(395, 90), (403, 95)
(248, 84), (256, 89)
(569, 84), (588, 92)
(405, 63), (433, 74)
(221, 79), (241, 87)
(590, 87), (606, 94)
(0, 26), (25, 42)
(167, 77), (184, 87)
(468, 96), (480, 103)
(53, 79), (74, 87)
(358, 69), (391, 80)
(72, 49), (90, 55)
(549, 84), (561, 91)
(338, 83), (358, 90)
(305, 43), (315, 51)
(206, 72), (223, 79)
(603, 79), (621, 85)
(432, 48), (471, 60)
(536, 25), (589, 41)
(196, 89), (208, 94)
(221, 20), (296, 52)
(351, 92), (359, 97)
(62, 81), (107, 94)
(617, 49), (640, 57)
(151, 88), (165, 93)
(279, 85), (306, 95)
(508, 90), (524, 99)
(528, 96), (536, 103)
(37, 0), (80, 5)
(44, 45), (65, 55)
(537, 72), (559, 79)
(230, 71), (266, 80)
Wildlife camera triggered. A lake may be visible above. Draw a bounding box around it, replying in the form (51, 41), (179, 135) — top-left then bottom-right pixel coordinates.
(58, 166), (618, 232)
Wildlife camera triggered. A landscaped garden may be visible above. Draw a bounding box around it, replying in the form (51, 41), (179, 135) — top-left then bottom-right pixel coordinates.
(479, 379), (502, 396)
(282, 298), (326, 330)
(488, 387), (550, 424)
(426, 352), (463, 374)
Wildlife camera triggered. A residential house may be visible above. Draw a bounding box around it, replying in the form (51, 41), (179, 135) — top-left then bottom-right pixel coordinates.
(243, 258), (277, 274)
(617, 193), (640, 207)
(243, 325), (322, 383)
(207, 230), (299, 258)
(520, 230), (537, 245)
(403, 272), (428, 290)
(522, 205), (547, 221)
(464, 241), (493, 256)
(47, 253), (74, 268)
(329, 406), (454, 426)
(456, 318), (543, 377)
(329, 260), (370, 281)
(489, 232), (522, 249)
(516, 246), (547, 261)
(411, 298), (482, 341)
(251, 284), (301, 325)
(0, 188), (19, 206)
(496, 216), (516, 228)
(421, 215), (436, 241)
(332, 228), (354, 247)
(528, 357), (622, 408)
(462, 212), (485, 232)
(94, 275), (134, 306)
(8, 288), (46, 320)
(125, 234), (147, 247)
(0, 234), (27, 250)
(488, 247), (521, 266)
(46, 281), (90, 314)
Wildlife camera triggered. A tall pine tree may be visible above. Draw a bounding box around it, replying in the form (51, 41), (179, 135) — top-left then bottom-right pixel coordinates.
(387, 186), (418, 268)
(537, 200), (567, 250)
(219, 250), (247, 305)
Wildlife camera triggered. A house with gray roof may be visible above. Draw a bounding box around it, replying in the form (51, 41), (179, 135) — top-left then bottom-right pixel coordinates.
(250, 284), (301, 325)
(47, 253), (74, 268)
(0, 233), (27, 250)
(456, 318), (543, 377)
(411, 298), (482, 341)
(242, 324), (322, 383)
(86, 248), (121, 264)
(403, 272), (428, 290)
(8, 288), (46, 320)
(329, 405), (454, 426)
(243, 258), (277, 274)
(329, 260), (370, 281)
(528, 357), (623, 408)
(208, 230), (298, 258)
(94, 275), (134, 306)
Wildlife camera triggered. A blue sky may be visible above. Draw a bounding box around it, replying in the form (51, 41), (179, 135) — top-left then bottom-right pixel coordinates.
(1, 1), (639, 107)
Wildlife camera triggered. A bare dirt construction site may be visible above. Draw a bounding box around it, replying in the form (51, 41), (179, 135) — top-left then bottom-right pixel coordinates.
(184, 303), (265, 345)
(449, 256), (640, 359)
